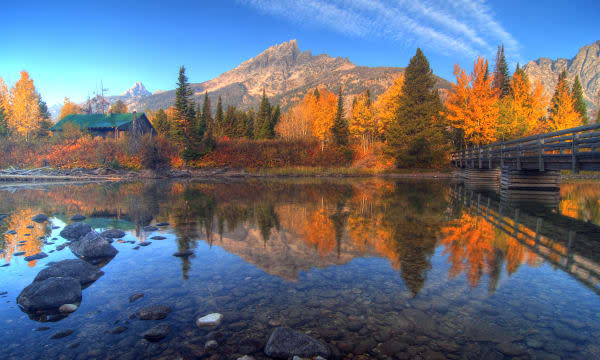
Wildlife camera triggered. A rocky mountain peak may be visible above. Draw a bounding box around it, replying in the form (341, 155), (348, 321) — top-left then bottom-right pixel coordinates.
(122, 82), (151, 98)
(524, 40), (600, 118)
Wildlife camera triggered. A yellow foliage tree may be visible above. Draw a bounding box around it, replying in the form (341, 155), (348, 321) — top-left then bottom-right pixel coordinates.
(349, 90), (377, 151)
(276, 98), (315, 140)
(60, 97), (82, 120)
(8, 71), (41, 140)
(374, 75), (404, 138)
(546, 72), (582, 132)
(277, 88), (337, 148)
(496, 70), (548, 140)
(446, 58), (499, 146)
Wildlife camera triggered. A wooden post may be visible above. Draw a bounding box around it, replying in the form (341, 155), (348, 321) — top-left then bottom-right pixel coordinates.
(538, 135), (545, 171)
(500, 144), (504, 167)
(478, 147), (482, 168)
(517, 142), (522, 171)
(488, 146), (492, 169)
(572, 133), (579, 174)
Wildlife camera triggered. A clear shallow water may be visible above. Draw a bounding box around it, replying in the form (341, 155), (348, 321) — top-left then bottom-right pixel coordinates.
(0, 179), (599, 359)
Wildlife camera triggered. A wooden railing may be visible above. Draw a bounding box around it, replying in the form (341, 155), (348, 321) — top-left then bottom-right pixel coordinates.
(451, 123), (600, 173)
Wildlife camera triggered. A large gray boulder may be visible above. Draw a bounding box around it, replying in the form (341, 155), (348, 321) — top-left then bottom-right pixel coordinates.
(264, 327), (331, 359)
(60, 222), (92, 241)
(100, 229), (126, 239)
(34, 259), (104, 285)
(69, 231), (118, 264)
(31, 214), (48, 223)
(17, 277), (82, 311)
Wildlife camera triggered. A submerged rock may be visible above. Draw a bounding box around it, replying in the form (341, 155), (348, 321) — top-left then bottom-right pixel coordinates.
(142, 324), (171, 342)
(24, 252), (48, 262)
(5, 230), (17, 235)
(143, 226), (158, 232)
(173, 250), (194, 257)
(138, 241), (152, 247)
(150, 236), (167, 240)
(50, 329), (74, 339)
(69, 231), (118, 264)
(137, 305), (172, 320)
(110, 326), (128, 334)
(129, 293), (144, 303)
(196, 313), (223, 327)
(59, 304), (78, 313)
(69, 214), (86, 222)
(264, 327), (331, 359)
(13, 252), (25, 256)
(31, 214), (49, 223)
(156, 222), (170, 227)
(34, 259), (104, 285)
(17, 277), (82, 311)
(100, 229), (126, 239)
(60, 223), (92, 241)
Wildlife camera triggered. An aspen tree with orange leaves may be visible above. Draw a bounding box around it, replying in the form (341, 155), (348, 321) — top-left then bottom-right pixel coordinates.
(446, 57), (499, 146)
(349, 90), (377, 152)
(7, 71), (41, 141)
(59, 97), (82, 120)
(546, 71), (583, 131)
(374, 75), (404, 138)
(496, 66), (548, 140)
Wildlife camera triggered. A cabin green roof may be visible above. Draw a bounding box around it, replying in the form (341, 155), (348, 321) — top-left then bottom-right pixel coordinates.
(51, 113), (139, 131)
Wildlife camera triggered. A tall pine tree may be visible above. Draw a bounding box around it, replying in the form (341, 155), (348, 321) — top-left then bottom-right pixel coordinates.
(172, 66), (193, 144)
(493, 45), (510, 98)
(254, 90), (273, 139)
(0, 106), (7, 137)
(200, 92), (216, 151)
(385, 48), (446, 168)
(214, 96), (224, 137)
(331, 87), (349, 146)
(37, 94), (52, 138)
(572, 76), (588, 124)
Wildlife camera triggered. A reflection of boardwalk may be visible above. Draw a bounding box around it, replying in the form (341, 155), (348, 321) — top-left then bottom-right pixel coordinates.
(453, 186), (600, 294)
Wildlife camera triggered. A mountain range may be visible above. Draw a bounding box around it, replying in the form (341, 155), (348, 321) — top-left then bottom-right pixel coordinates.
(113, 40), (451, 114)
(59, 39), (600, 121)
(523, 40), (600, 118)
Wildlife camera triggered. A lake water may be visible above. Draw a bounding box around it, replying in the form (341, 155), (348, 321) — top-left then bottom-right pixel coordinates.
(1, 179), (599, 360)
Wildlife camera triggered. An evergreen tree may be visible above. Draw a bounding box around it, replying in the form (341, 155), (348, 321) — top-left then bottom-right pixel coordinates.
(214, 96), (224, 137)
(242, 109), (255, 138)
(493, 45), (510, 97)
(172, 66), (193, 143)
(331, 87), (349, 146)
(200, 92), (215, 151)
(270, 104), (280, 137)
(153, 108), (169, 134)
(0, 107), (8, 137)
(37, 94), (52, 138)
(385, 48), (447, 168)
(572, 76), (588, 124)
(254, 90), (273, 139)
(201, 92), (212, 130)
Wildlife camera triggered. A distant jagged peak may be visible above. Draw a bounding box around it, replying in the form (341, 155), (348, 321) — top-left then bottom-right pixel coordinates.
(122, 82), (151, 97)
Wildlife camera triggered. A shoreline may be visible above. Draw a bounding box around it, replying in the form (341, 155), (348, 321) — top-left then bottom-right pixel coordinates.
(2, 167), (600, 184)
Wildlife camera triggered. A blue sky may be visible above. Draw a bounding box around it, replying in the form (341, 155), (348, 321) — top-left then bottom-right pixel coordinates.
(1, 0), (599, 106)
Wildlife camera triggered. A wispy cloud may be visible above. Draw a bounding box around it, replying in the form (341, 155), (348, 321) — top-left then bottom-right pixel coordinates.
(238, 0), (520, 61)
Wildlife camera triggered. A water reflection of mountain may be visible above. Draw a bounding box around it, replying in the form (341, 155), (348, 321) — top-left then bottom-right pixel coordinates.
(4, 179), (600, 297)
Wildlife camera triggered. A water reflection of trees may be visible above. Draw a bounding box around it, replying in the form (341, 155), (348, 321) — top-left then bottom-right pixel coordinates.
(8, 180), (600, 294)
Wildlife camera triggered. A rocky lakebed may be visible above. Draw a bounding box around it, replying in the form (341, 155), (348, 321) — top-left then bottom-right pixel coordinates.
(1, 179), (600, 359)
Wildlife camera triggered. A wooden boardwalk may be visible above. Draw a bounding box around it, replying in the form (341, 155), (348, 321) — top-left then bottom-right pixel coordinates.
(452, 123), (600, 173)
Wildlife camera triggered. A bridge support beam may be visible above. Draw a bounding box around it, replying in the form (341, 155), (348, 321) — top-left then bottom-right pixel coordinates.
(500, 167), (560, 208)
(461, 168), (501, 190)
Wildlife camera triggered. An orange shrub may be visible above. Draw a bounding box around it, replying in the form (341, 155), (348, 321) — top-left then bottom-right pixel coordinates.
(193, 139), (351, 168)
